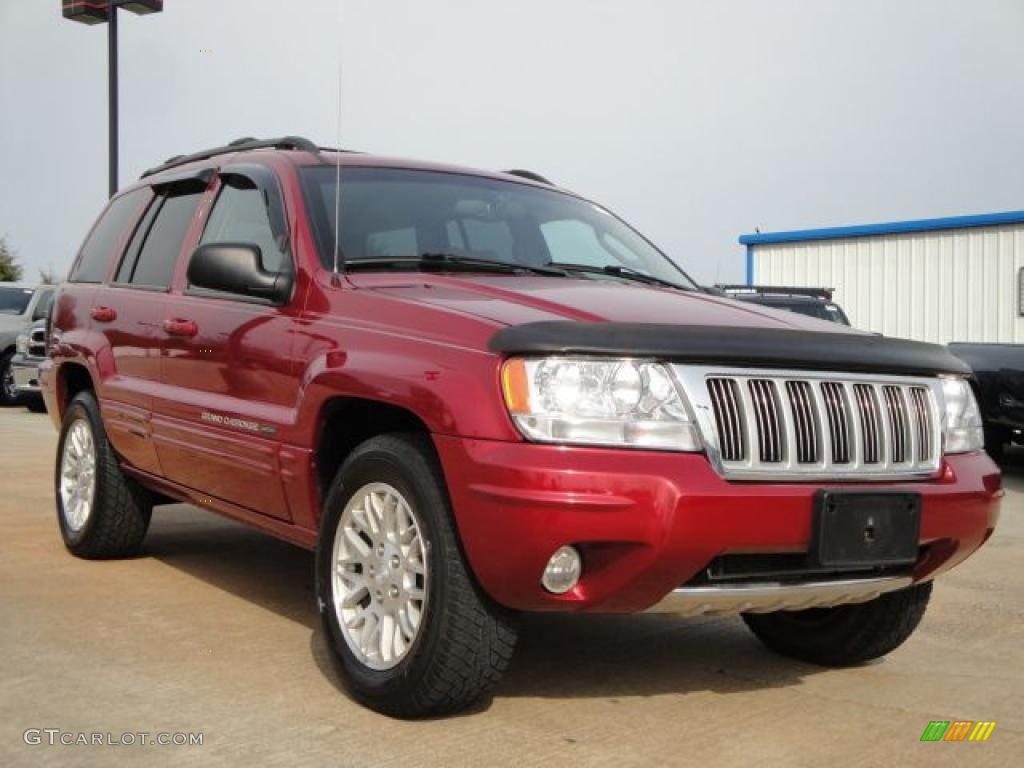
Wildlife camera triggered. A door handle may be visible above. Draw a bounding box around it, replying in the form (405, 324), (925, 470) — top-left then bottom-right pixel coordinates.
(162, 318), (198, 338)
(90, 306), (117, 323)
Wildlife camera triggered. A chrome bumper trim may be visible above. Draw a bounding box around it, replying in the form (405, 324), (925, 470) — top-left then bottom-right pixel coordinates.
(12, 363), (41, 393)
(645, 575), (914, 615)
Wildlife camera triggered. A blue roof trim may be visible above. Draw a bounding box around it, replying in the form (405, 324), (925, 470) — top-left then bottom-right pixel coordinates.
(739, 210), (1024, 245)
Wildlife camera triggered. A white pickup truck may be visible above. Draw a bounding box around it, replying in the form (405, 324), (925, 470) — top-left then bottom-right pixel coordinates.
(0, 284), (54, 405)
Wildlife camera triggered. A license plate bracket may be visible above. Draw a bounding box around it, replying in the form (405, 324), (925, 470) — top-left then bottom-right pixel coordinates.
(811, 491), (921, 568)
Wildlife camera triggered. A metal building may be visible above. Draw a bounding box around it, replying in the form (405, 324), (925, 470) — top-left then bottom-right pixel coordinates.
(739, 211), (1024, 344)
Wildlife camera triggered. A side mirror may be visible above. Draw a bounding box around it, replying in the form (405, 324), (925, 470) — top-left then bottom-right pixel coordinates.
(187, 243), (292, 304)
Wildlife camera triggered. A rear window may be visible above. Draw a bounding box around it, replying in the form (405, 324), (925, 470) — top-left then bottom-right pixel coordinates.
(70, 189), (149, 283)
(116, 190), (202, 289)
(0, 286), (33, 315)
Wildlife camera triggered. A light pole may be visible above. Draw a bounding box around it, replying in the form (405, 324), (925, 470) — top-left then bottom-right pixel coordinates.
(61, 1), (164, 197)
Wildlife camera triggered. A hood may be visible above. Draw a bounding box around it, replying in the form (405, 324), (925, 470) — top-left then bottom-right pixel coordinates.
(350, 273), (968, 376)
(354, 272), (853, 333)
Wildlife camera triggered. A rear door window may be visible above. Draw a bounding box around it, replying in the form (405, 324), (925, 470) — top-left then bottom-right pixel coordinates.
(70, 188), (149, 283)
(117, 190), (202, 289)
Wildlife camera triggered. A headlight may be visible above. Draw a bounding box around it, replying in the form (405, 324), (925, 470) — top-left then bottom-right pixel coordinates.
(15, 333), (28, 356)
(500, 357), (701, 450)
(940, 377), (984, 453)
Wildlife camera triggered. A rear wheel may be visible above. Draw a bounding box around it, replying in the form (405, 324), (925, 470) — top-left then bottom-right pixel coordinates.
(26, 396), (47, 413)
(316, 434), (518, 718)
(55, 391), (152, 558)
(742, 581), (932, 666)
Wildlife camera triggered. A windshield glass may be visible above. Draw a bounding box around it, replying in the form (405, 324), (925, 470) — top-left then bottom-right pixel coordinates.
(0, 286), (33, 315)
(771, 300), (850, 325)
(301, 167), (697, 289)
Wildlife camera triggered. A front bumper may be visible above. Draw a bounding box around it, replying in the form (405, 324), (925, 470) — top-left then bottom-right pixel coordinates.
(434, 436), (1002, 614)
(11, 354), (43, 395)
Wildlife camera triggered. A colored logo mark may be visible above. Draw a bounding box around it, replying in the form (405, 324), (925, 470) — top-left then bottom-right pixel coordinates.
(920, 721), (996, 742)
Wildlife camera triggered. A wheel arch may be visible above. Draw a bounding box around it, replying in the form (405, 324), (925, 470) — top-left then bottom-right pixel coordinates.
(313, 395), (433, 502)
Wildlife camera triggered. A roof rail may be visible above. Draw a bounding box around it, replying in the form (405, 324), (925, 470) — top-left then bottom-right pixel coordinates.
(503, 169), (554, 186)
(140, 135), (320, 178)
(716, 284), (835, 301)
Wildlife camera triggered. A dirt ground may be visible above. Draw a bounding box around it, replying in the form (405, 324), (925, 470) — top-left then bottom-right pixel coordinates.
(1, 407), (1020, 767)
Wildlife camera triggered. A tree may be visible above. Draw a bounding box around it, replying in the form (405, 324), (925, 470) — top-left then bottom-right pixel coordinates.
(0, 235), (24, 282)
(38, 265), (59, 285)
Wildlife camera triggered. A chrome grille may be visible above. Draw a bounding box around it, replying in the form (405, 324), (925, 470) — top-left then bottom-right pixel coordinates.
(676, 366), (943, 481)
(28, 327), (47, 358)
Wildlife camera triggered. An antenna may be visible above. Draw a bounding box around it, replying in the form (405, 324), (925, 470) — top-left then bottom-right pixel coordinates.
(331, 0), (345, 283)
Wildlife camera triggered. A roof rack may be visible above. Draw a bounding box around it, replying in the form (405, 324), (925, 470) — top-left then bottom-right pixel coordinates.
(503, 169), (554, 186)
(717, 284), (835, 301)
(140, 135), (320, 178)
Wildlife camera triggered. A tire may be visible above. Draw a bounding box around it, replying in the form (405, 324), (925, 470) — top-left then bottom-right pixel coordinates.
(55, 391), (152, 558)
(742, 581), (933, 666)
(316, 433), (518, 718)
(26, 396), (47, 414)
(0, 350), (20, 406)
(984, 427), (1006, 463)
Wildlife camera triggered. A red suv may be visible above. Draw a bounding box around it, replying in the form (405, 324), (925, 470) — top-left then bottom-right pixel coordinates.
(42, 137), (1001, 717)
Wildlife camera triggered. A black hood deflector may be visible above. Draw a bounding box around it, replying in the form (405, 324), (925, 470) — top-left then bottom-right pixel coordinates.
(489, 322), (971, 377)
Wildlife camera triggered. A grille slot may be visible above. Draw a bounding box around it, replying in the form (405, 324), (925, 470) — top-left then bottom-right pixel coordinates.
(882, 386), (909, 463)
(694, 370), (940, 480)
(749, 379), (783, 462)
(786, 380), (820, 464)
(708, 377), (746, 461)
(853, 384), (882, 464)
(820, 381), (852, 464)
(909, 387), (933, 462)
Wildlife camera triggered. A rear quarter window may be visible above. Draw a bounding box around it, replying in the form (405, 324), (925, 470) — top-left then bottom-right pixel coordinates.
(70, 189), (149, 283)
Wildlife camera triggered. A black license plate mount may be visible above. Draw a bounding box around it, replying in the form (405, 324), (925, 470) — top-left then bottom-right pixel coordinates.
(811, 491), (921, 568)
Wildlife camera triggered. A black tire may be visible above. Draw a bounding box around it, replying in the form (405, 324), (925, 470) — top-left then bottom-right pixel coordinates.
(55, 391), (152, 558)
(26, 396), (47, 414)
(984, 427), (1006, 463)
(0, 350), (20, 406)
(742, 581), (933, 666)
(316, 433), (518, 718)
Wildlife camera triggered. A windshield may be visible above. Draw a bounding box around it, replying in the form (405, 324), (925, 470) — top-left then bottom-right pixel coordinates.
(301, 167), (697, 289)
(770, 299), (850, 326)
(0, 286), (33, 315)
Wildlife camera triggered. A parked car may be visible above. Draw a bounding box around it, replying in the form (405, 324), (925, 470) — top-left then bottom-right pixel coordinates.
(0, 283), (55, 405)
(41, 136), (1000, 718)
(12, 319), (48, 412)
(948, 343), (1024, 461)
(716, 285), (852, 326)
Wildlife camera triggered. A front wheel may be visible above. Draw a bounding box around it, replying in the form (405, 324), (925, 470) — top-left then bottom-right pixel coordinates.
(316, 434), (518, 718)
(742, 581), (932, 666)
(984, 427), (1007, 463)
(0, 351), (20, 406)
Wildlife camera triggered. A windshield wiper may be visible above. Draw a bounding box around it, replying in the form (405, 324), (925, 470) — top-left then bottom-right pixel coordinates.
(345, 253), (568, 277)
(548, 262), (687, 290)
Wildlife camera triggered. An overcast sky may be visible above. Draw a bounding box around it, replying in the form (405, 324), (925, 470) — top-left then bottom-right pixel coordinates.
(2, 0), (1024, 283)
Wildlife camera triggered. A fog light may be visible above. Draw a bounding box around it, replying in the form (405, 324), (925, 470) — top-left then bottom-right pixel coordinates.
(541, 546), (581, 594)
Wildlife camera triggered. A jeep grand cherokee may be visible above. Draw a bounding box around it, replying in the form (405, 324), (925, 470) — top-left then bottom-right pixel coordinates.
(40, 136), (1000, 718)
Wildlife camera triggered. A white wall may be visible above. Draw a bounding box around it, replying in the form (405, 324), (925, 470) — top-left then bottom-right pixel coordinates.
(752, 224), (1024, 344)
